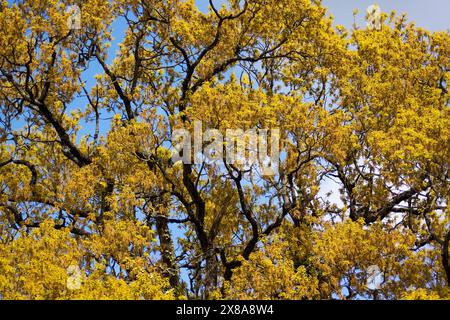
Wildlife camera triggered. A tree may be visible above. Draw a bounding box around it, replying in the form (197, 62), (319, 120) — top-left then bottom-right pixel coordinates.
(0, 0), (448, 300)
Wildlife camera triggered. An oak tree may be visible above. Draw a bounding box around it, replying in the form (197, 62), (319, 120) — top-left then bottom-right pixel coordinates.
(0, 0), (448, 299)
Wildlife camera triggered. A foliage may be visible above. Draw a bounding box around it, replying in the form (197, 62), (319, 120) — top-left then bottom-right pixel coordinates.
(0, 0), (448, 300)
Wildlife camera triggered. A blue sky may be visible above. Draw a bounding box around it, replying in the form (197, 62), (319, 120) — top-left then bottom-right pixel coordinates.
(322, 0), (449, 31)
(196, 1), (449, 31)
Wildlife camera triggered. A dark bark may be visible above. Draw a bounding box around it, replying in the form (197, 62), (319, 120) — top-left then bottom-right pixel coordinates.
(155, 215), (180, 289)
(442, 230), (450, 287)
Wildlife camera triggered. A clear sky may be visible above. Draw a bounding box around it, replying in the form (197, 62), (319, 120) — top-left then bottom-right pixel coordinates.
(322, 0), (449, 31)
(197, 1), (449, 31)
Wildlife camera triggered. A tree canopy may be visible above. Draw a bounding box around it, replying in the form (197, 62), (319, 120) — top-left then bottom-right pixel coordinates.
(0, 0), (449, 300)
